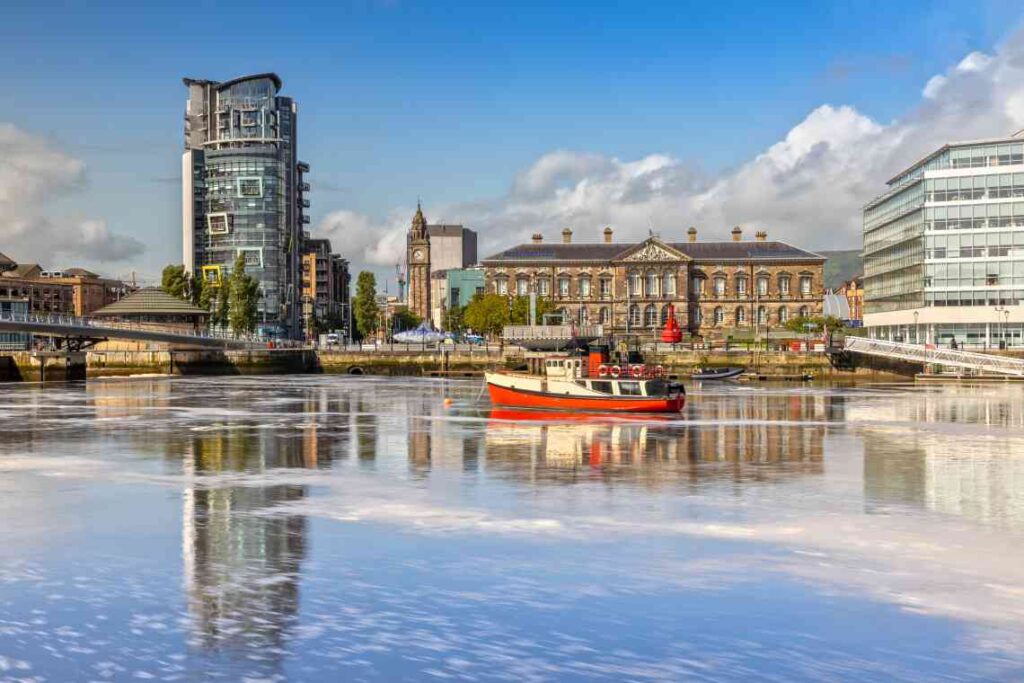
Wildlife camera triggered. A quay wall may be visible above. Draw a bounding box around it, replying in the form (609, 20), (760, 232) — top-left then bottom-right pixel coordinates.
(0, 347), (915, 382)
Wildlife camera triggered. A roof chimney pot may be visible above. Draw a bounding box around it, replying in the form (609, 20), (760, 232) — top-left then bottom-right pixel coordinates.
(603, 227), (613, 243)
(531, 233), (543, 244)
(755, 230), (767, 242)
(731, 226), (743, 242)
(687, 226), (698, 243)
(562, 227), (572, 244)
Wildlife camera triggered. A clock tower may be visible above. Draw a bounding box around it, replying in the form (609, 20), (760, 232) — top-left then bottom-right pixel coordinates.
(407, 202), (431, 321)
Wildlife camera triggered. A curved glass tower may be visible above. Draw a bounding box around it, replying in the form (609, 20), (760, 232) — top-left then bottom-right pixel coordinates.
(182, 73), (309, 338)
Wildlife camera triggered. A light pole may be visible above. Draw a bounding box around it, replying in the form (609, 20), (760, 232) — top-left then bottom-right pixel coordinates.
(913, 310), (919, 345)
(995, 305), (1007, 349)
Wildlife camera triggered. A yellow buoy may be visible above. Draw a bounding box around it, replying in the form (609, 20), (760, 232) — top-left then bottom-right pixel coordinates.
(443, 397), (453, 408)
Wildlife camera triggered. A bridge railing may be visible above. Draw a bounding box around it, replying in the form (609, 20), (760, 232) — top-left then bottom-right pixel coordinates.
(0, 311), (265, 345)
(844, 336), (1024, 376)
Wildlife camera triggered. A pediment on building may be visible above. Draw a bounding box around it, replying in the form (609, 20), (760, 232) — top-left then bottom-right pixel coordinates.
(615, 238), (689, 263)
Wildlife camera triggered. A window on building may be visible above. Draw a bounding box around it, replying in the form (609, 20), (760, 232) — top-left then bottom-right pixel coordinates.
(558, 276), (570, 297)
(644, 304), (658, 327)
(737, 307), (747, 325)
(207, 212), (231, 235)
(538, 279), (550, 296)
(579, 276), (591, 298)
(663, 273), (676, 297)
(236, 177), (263, 198)
(692, 277), (705, 296)
(779, 306), (789, 323)
(580, 308), (589, 324)
(495, 277), (508, 295)
(714, 277), (726, 297)
(628, 304), (641, 327)
(713, 307), (724, 325)
(599, 307), (610, 325)
(736, 276), (748, 297)
(800, 276), (812, 296)
(599, 277), (612, 298)
(779, 275), (791, 296)
(660, 304), (671, 325)
(516, 278), (529, 296)
(757, 276), (769, 297)
(629, 272), (642, 297)
(646, 272), (659, 297)
(799, 305), (810, 318)
(757, 306), (767, 325)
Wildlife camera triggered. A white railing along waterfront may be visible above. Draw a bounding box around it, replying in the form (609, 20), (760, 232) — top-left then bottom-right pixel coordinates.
(0, 310), (264, 346)
(844, 336), (1024, 376)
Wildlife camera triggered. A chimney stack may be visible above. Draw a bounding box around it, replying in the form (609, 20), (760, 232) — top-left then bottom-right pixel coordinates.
(687, 226), (698, 243)
(755, 230), (767, 242)
(532, 233), (543, 244)
(603, 227), (613, 244)
(731, 226), (743, 242)
(562, 227), (572, 244)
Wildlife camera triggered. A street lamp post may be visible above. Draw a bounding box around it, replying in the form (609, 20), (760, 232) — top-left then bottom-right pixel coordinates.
(995, 306), (1005, 350)
(913, 310), (919, 345)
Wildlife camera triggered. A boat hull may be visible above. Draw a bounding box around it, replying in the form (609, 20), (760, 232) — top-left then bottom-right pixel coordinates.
(487, 382), (685, 414)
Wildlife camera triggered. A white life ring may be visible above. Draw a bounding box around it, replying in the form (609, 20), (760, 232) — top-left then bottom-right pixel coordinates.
(610, 365), (621, 378)
(598, 364), (609, 377)
(631, 364), (644, 378)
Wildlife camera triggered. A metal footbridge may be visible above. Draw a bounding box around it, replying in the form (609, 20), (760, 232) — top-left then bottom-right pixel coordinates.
(841, 336), (1024, 377)
(0, 311), (254, 350)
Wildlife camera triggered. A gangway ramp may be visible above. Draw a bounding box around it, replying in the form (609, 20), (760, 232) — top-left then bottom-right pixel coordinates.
(842, 337), (1024, 377)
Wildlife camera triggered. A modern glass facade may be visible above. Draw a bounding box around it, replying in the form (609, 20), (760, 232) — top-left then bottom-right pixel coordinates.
(0, 299), (30, 350)
(864, 134), (1024, 347)
(183, 73), (309, 338)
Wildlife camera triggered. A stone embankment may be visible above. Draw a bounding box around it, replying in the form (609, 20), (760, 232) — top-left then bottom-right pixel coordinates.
(0, 346), (915, 382)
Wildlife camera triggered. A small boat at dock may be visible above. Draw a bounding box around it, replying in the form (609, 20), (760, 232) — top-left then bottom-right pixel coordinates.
(690, 367), (745, 380)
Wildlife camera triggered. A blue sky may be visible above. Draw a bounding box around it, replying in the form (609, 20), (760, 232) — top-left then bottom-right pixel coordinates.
(1, 0), (1023, 283)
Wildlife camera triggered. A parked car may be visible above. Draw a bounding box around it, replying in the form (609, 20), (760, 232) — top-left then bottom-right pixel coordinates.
(464, 334), (486, 345)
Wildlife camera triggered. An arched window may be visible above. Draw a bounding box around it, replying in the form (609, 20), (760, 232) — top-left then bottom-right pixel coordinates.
(556, 308), (568, 324)
(695, 307), (703, 324)
(646, 272), (659, 298)
(663, 273), (676, 297)
(599, 275), (613, 299)
(713, 276), (727, 297)
(537, 278), (550, 296)
(799, 305), (810, 318)
(644, 304), (658, 327)
(515, 277), (529, 296)
(580, 307), (590, 324)
(660, 304), (672, 325)
(628, 303), (641, 327)
(599, 307), (611, 325)
(578, 275), (591, 298)
(713, 307), (724, 325)
(799, 275), (813, 297)
(778, 274), (791, 297)
(736, 307), (747, 325)
(757, 306), (767, 325)
(691, 276), (705, 297)
(735, 276), (748, 298)
(494, 276), (508, 295)
(779, 306), (789, 323)
(756, 276), (769, 297)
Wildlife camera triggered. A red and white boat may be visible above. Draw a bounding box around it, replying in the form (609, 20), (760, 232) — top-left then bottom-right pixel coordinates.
(485, 347), (685, 414)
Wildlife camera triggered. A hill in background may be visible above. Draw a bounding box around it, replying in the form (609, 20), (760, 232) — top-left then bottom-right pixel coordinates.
(819, 250), (862, 290)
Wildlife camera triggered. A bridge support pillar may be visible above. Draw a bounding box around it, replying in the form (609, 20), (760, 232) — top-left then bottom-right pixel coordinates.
(30, 351), (86, 382)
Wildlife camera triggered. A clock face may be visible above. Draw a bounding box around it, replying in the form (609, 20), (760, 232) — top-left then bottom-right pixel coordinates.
(412, 249), (424, 261)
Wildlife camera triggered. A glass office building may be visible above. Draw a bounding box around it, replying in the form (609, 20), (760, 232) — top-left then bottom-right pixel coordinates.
(863, 132), (1024, 348)
(182, 73), (310, 338)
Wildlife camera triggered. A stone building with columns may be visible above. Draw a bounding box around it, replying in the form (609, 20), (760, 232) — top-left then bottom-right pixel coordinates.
(480, 226), (826, 338)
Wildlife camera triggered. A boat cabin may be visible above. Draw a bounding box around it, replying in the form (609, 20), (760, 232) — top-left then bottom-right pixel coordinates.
(542, 355), (672, 397)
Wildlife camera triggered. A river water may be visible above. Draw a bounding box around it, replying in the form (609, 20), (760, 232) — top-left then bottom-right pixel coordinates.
(1, 376), (1024, 682)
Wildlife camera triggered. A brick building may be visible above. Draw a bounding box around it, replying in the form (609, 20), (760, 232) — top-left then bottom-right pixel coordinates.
(0, 261), (131, 316)
(301, 238), (351, 337)
(480, 226), (825, 339)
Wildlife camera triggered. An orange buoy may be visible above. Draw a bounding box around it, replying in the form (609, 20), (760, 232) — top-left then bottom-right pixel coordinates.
(443, 398), (453, 408)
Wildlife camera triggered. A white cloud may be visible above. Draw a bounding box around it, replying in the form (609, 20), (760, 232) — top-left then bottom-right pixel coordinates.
(319, 29), (1024, 275)
(0, 123), (143, 268)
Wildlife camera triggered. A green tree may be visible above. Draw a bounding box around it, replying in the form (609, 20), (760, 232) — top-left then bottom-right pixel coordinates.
(444, 304), (465, 334)
(161, 264), (188, 301)
(228, 254), (260, 336)
(213, 281), (230, 330)
(190, 271), (206, 309)
(197, 274), (214, 312)
(784, 315), (845, 335)
(464, 293), (510, 337)
(353, 271), (379, 340)
(392, 308), (422, 333)
(509, 295), (555, 324)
